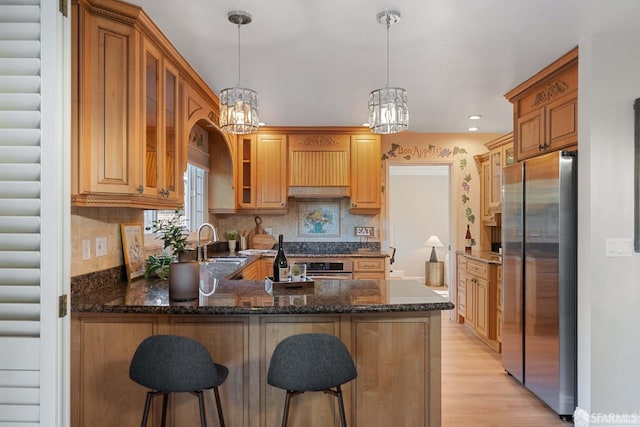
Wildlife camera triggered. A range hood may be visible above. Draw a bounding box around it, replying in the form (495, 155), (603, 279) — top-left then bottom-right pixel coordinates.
(288, 185), (350, 198)
(288, 134), (351, 198)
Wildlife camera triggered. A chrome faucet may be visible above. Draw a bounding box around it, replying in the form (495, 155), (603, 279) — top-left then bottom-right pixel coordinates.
(197, 223), (219, 262)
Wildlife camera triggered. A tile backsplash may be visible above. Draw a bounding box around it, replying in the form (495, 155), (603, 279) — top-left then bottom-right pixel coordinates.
(217, 198), (380, 243)
(71, 198), (380, 277)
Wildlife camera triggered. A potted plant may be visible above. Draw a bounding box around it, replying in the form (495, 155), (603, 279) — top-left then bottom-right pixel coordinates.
(225, 230), (238, 252)
(153, 213), (190, 260)
(146, 213), (199, 301)
(145, 213), (187, 279)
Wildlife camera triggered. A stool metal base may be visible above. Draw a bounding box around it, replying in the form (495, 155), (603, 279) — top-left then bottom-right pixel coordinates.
(140, 388), (225, 427)
(280, 385), (347, 427)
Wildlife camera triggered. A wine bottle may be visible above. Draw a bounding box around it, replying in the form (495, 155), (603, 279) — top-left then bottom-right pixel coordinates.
(465, 224), (472, 253)
(273, 234), (288, 281)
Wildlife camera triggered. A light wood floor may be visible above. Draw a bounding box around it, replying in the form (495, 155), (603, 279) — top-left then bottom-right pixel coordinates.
(440, 317), (573, 426)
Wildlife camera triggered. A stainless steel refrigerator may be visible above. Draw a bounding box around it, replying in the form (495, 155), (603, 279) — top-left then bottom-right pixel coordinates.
(501, 150), (577, 417)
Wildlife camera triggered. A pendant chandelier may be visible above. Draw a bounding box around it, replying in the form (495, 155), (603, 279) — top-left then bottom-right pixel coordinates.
(368, 10), (408, 134)
(219, 11), (259, 134)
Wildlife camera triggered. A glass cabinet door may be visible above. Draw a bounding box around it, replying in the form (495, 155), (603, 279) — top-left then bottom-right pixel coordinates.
(163, 64), (179, 199)
(143, 44), (160, 196)
(490, 150), (502, 208)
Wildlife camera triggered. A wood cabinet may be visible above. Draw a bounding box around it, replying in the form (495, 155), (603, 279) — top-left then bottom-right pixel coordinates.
(72, 0), (219, 208)
(236, 133), (288, 212)
(456, 254), (500, 352)
(353, 257), (387, 280)
(71, 315), (159, 427)
(350, 134), (382, 212)
(477, 153), (491, 222)
(141, 38), (182, 204)
(219, 128), (382, 214)
(72, 4), (142, 201)
(169, 317), (250, 426)
(476, 133), (513, 251)
(238, 258), (273, 280)
(72, 310), (443, 427)
(505, 47), (578, 162)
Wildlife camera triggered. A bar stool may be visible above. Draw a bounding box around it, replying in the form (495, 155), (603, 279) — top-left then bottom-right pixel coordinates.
(129, 335), (228, 427)
(267, 333), (357, 427)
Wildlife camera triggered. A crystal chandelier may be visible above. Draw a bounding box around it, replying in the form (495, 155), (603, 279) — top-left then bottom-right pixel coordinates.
(219, 11), (259, 134)
(368, 10), (408, 134)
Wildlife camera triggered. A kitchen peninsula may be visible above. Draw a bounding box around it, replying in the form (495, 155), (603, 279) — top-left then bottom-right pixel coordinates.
(71, 259), (453, 427)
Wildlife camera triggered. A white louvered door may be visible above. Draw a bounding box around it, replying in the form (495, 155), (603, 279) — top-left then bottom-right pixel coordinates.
(0, 0), (68, 425)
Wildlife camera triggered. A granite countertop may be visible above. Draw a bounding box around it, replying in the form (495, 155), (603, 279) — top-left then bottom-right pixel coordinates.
(72, 278), (454, 315)
(456, 250), (502, 265)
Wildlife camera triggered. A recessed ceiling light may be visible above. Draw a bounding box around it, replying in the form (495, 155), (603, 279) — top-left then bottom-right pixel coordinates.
(468, 126), (479, 132)
(468, 115), (482, 120)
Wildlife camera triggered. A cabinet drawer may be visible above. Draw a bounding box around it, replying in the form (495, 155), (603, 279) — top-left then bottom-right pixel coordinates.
(353, 258), (385, 272)
(457, 256), (467, 270)
(466, 260), (489, 279)
(353, 272), (385, 280)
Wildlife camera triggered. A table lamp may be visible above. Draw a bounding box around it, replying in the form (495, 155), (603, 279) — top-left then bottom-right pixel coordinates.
(425, 235), (443, 263)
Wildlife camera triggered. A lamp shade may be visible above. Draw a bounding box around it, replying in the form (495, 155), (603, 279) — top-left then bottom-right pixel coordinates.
(368, 87), (409, 134)
(425, 235), (443, 263)
(424, 235), (443, 248)
(219, 87), (259, 134)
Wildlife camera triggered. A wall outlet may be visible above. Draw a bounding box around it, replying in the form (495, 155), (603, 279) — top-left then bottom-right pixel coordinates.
(82, 239), (91, 260)
(605, 238), (633, 257)
(265, 227), (273, 235)
(96, 237), (107, 257)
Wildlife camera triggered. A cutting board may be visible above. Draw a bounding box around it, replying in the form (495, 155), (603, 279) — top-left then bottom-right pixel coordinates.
(248, 216), (276, 249)
(252, 234), (277, 250)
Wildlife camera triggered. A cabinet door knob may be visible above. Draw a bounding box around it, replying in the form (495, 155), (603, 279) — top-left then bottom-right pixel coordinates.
(136, 185), (143, 194)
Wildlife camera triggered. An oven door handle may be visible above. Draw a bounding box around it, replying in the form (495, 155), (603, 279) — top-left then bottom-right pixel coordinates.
(307, 274), (353, 280)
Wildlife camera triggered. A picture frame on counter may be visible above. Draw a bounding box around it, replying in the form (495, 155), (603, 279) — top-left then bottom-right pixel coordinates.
(298, 201), (340, 237)
(121, 223), (146, 280)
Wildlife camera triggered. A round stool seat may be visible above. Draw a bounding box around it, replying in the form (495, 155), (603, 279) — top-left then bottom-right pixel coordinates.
(268, 333), (357, 427)
(129, 335), (228, 427)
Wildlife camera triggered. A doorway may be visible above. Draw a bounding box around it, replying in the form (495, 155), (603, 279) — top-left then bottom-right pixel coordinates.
(388, 165), (451, 287)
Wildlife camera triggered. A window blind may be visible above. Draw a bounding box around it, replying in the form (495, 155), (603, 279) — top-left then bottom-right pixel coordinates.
(0, 0), (43, 424)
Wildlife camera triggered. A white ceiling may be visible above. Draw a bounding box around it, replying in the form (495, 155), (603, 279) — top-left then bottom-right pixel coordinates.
(128, 0), (640, 134)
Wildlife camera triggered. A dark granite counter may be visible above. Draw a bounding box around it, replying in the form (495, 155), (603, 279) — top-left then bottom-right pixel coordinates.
(72, 277), (454, 315)
(456, 250), (502, 265)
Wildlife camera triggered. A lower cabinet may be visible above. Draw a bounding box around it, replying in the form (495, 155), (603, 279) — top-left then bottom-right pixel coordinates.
(352, 257), (387, 279)
(70, 315), (159, 427)
(456, 254), (501, 352)
(72, 311), (442, 427)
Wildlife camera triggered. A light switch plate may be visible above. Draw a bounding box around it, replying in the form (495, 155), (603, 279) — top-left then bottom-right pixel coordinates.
(96, 237), (107, 257)
(605, 238), (633, 257)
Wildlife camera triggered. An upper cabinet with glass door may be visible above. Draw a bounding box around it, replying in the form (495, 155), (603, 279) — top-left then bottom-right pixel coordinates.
(141, 39), (182, 207)
(71, 0), (219, 208)
(480, 133), (514, 224)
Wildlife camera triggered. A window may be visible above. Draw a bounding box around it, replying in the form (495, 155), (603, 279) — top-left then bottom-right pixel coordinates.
(143, 163), (207, 233)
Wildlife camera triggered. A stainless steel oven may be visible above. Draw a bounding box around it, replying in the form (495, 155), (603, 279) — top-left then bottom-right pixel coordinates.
(295, 259), (353, 280)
